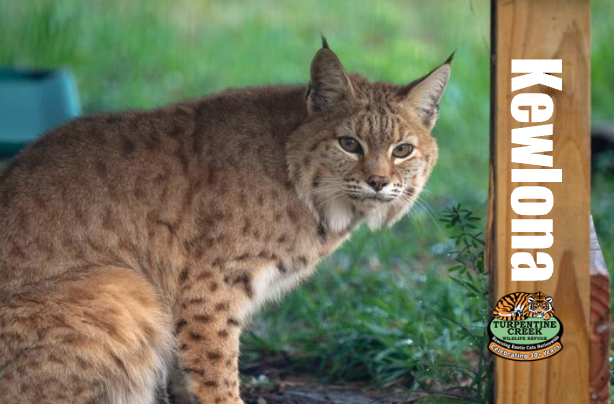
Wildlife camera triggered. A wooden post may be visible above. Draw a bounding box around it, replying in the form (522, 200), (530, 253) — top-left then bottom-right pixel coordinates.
(489, 0), (592, 403)
(590, 217), (610, 403)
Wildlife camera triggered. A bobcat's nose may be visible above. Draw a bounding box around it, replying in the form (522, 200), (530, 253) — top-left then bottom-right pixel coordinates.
(367, 175), (389, 192)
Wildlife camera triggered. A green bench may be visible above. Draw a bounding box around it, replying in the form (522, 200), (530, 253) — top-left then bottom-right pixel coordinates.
(0, 68), (80, 158)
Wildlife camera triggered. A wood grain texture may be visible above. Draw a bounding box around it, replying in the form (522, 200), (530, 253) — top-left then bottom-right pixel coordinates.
(490, 0), (591, 403)
(589, 217), (610, 403)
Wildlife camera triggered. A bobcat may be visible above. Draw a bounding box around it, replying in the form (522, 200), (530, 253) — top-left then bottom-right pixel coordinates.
(0, 39), (450, 404)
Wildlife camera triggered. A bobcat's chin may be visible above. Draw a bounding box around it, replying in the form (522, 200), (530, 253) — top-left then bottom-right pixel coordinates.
(320, 192), (394, 233)
(364, 208), (390, 230)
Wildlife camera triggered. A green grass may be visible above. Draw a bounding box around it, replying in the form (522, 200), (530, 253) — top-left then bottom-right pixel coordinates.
(591, 0), (614, 277)
(1, 0), (613, 396)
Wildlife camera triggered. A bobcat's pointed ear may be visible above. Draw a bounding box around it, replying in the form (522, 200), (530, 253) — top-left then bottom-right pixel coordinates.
(306, 38), (355, 114)
(398, 54), (453, 130)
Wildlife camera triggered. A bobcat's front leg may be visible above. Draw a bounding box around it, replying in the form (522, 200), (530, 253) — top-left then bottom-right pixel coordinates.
(175, 268), (244, 404)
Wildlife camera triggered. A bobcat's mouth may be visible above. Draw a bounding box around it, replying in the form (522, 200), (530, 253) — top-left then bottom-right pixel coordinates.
(348, 194), (395, 203)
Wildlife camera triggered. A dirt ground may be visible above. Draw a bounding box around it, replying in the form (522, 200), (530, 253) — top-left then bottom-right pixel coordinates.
(242, 379), (419, 404)
(240, 361), (420, 404)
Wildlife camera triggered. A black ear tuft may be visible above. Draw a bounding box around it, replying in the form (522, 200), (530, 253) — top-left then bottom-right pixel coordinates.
(444, 51), (456, 65)
(321, 34), (329, 49)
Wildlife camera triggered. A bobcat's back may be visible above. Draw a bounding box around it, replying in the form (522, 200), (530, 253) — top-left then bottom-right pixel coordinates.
(0, 86), (308, 295)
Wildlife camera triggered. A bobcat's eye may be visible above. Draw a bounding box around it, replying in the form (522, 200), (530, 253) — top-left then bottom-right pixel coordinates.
(338, 137), (363, 154)
(392, 143), (414, 159)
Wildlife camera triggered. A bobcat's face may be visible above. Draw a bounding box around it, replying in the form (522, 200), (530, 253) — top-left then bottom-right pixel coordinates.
(288, 40), (449, 232)
(316, 97), (439, 229)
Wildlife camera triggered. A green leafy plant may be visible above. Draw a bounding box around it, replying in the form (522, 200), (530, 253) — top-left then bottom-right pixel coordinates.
(441, 204), (487, 300)
(413, 204), (493, 404)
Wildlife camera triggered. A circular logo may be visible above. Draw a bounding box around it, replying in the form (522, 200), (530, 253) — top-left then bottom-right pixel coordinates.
(488, 292), (564, 361)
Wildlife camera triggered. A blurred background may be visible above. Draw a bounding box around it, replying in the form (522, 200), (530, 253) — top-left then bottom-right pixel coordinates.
(0, 0), (612, 400)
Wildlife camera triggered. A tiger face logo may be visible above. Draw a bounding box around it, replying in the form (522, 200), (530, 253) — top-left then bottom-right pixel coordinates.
(493, 291), (555, 321)
(527, 294), (554, 319)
